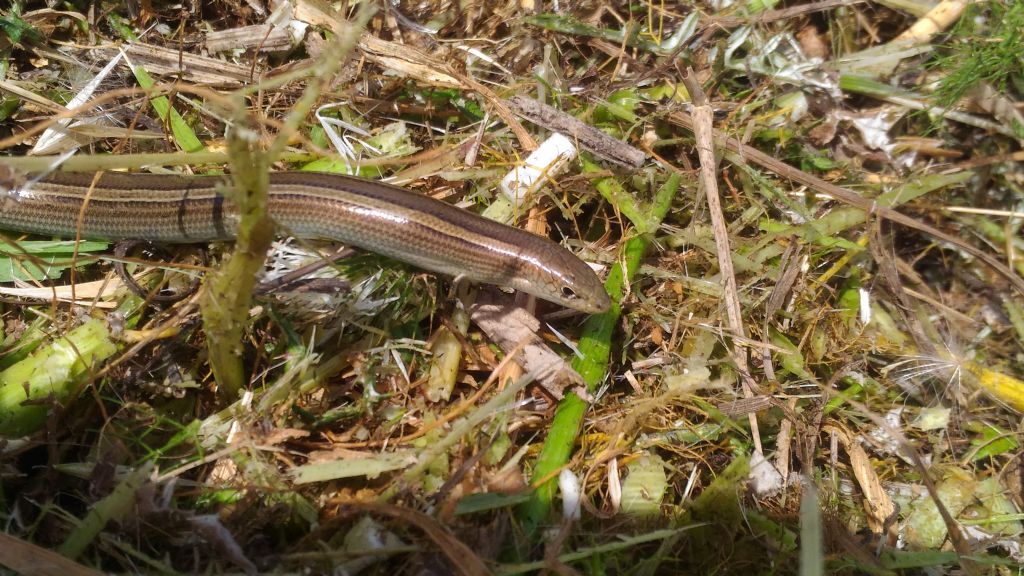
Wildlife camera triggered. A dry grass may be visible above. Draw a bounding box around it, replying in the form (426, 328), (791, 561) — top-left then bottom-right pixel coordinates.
(0, 0), (1022, 574)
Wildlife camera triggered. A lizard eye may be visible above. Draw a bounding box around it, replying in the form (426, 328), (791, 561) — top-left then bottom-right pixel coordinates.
(561, 286), (578, 300)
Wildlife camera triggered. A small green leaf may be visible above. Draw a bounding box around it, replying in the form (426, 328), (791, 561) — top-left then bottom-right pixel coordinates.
(0, 96), (21, 122)
(131, 65), (204, 153)
(105, 13), (138, 42)
(620, 454), (669, 517)
(300, 157), (350, 173)
(803, 155), (837, 171)
(0, 12), (42, 45)
(967, 422), (1020, 461)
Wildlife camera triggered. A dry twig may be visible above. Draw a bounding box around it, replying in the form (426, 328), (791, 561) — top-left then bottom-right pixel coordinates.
(679, 70), (763, 455)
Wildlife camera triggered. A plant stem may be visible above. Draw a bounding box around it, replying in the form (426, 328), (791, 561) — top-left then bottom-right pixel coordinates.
(518, 173), (680, 533)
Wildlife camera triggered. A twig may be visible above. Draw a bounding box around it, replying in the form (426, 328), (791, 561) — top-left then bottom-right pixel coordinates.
(666, 110), (1024, 296)
(335, 503), (490, 576)
(823, 386), (983, 575)
(506, 95), (647, 168)
(764, 243), (804, 482)
(680, 70), (763, 455)
(894, 0), (969, 44)
(290, 0), (537, 151)
(0, 532), (105, 576)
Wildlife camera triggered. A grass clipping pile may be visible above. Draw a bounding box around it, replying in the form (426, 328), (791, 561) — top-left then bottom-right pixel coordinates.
(1, 0), (1023, 574)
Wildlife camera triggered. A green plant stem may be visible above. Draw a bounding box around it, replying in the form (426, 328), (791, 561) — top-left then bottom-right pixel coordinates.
(800, 481), (825, 576)
(523, 14), (664, 53)
(518, 173), (680, 533)
(200, 120), (273, 400)
(0, 319), (117, 436)
(583, 157), (655, 233)
(839, 74), (1018, 137)
(198, 5), (372, 400)
(497, 528), (685, 575)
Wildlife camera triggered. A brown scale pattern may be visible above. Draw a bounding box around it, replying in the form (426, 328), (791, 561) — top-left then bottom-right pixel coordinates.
(0, 171), (610, 312)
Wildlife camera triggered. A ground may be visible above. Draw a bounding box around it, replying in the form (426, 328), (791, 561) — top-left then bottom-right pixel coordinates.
(0, 0), (1023, 574)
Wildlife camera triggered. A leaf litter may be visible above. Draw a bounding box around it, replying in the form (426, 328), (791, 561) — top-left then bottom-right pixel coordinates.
(0, 0), (1023, 574)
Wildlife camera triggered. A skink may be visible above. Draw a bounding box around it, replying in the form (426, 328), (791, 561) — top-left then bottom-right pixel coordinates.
(0, 169), (610, 313)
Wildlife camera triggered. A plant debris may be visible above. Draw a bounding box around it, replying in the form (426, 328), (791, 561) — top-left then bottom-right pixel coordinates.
(1, 0), (1023, 574)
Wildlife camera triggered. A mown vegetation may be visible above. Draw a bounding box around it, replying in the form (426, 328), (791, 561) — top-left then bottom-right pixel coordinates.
(1, 0), (1022, 574)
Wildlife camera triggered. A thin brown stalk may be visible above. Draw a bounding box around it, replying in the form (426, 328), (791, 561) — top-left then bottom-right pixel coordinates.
(666, 110), (1024, 296)
(680, 70), (763, 455)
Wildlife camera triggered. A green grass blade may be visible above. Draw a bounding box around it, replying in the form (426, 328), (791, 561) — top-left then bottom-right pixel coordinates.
(518, 173), (680, 534)
(58, 460), (155, 559)
(130, 65), (204, 153)
(583, 156), (656, 233)
(800, 481), (825, 576)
